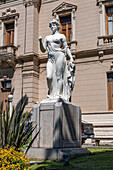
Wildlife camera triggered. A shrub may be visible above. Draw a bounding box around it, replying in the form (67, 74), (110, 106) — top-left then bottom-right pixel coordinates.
(0, 146), (30, 170)
(0, 95), (39, 154)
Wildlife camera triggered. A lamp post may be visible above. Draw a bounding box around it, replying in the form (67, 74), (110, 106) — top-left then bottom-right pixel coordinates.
(8, 94), (13, 118)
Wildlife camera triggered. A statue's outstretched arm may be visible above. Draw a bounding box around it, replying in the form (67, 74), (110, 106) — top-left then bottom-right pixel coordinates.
(39, 36), (46, 53)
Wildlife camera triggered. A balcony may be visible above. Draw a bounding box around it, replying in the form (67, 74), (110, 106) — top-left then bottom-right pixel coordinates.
(97, 35), (113, 48)
(0, 45), (17, 68)
(0, 45), (17, 56)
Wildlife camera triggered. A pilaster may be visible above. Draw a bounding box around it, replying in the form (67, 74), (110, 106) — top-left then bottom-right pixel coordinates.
(99, 2), (106, 36)
(23, 0), (39, 54)
(20, 55), (39, 111)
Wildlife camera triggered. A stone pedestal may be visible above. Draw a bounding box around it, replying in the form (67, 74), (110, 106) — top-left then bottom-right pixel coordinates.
(27, 99), (90, 160)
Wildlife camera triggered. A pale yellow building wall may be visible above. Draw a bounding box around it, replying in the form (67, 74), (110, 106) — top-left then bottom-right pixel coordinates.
(39, 0), (100, 52)
(76, 0), (100, 51)
(16, 3), (25, 55)
(33, 7), (39, 54)
(0, 1), (40, 109)
(0, 1), (39, 55)
(72, 56), (113, 112)
(13, 64), (22, 107)
(26, 5), (34, 53)
(0, 1), (25, 55)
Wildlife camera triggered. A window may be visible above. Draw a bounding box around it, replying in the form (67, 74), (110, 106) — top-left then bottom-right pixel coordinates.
(52, 2), (77, 43)
(1, 80), (11, 110)
(1, 80), (11, 89)
(107, 73), (113, 110)
(106, 6), (113, 35)
(5, 22), (14, 45)
(60, 14), (72, 42)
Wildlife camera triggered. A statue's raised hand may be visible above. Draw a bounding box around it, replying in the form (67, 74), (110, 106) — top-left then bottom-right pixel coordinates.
(39, 36), (42, 41)
(39, 36), (46, 53)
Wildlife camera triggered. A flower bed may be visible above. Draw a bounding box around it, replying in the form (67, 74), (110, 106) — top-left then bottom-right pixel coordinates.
(0, 146), (30, 170)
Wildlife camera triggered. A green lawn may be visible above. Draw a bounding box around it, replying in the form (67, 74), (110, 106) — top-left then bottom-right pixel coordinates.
(30, 148), (113, 170)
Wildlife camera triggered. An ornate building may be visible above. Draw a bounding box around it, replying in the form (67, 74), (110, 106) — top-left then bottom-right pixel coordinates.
(0, 0), (113, 143)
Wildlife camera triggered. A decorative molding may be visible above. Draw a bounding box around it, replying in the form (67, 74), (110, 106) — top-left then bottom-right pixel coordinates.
(72, 8), (76, 20)
(2, 8), (16, 16)
(0, 46), (17, 68)
(97, 0), (110, 3)
(97, 0), (113, 5)
(99, 2), (103, 14)
(0, 56), (16, 69)
(110, 61), (113, 70)
(98, 50), (104, 58)
(52, 2), (77, 15)
(22, 72), (39, 78)
(23, 0), (42, 10)
(97, 0), (113, 2)
(42, 0), (59, 4)
(0, 8), (19, 21)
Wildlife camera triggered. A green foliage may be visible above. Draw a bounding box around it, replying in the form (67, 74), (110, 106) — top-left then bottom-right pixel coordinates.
(0, 146), (30, 170)
(0, 95), (39, 154)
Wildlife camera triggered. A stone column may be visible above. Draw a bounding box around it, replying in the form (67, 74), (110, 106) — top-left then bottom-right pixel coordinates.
(22, 56), (39, 111)
(72, 8), (76, 41)
(1, 21), (4, 46)
(99, 2), (105, 36)
(14, 16), (18, 47)
(23, 0), (39, 54)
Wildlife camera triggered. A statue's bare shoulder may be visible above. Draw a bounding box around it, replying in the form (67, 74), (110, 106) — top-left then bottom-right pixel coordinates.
(59, 33), (66, 42)
(45, 33), (66, 40)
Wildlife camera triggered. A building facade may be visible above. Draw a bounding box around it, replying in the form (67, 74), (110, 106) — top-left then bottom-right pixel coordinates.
(0, 0), (113, 142)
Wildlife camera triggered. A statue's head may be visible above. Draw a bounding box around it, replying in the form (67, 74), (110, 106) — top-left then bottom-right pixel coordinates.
(49, 19), (60, 31)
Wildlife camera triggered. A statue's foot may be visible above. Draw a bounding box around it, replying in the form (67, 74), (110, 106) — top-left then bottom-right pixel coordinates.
(47, 94), (50, 98)
(55, 94), (62, 99)
(47, 95), (54, 99)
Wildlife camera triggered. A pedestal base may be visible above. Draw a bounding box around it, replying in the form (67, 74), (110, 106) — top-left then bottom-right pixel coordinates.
(27, 98), (85, 160)
(27, 147), (90, 160)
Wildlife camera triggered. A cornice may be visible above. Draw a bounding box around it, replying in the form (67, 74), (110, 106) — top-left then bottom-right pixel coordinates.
(42, 0), (59, 4)
(0, 13), (19, 21)
(97, 0), (113, 3)
(18, 52), (39, 62)
(0, 0), (23, 9)
(52, 1), (77, 15)
(97, 0), (110, 2)
(23, 0), (42, 10)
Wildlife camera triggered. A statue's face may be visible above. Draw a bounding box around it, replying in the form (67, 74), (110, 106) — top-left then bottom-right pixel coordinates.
(50, 22), (57, 32)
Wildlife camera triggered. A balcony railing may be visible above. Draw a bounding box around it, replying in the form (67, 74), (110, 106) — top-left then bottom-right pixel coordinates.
(0, 45), (17, 68)
(97, 35), (113, 48)
(0, 45), (17, 57)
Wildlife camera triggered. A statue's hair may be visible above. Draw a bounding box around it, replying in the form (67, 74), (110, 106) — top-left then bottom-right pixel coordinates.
(49, 19), (60, 31)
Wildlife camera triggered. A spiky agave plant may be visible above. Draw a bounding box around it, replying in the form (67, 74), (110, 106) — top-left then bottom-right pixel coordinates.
(0, 95), (39, 154)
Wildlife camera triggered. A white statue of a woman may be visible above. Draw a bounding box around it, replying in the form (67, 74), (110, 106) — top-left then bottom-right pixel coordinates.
(39, 19), (75, 101)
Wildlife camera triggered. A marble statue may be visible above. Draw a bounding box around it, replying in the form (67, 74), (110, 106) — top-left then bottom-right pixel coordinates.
(39, 19), (75, 101)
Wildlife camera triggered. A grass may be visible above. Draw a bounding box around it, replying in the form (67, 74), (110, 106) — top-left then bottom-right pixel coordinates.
(30, 148), (113, 170)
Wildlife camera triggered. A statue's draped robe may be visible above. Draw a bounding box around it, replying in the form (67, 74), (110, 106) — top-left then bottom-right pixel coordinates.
(47, 42), (75, 100)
